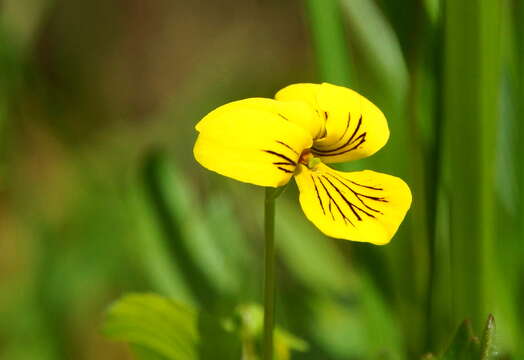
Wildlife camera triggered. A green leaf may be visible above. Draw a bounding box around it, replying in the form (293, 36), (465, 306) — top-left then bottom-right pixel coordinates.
(440, 320), (480, 360)
(102, 293), (240, 360)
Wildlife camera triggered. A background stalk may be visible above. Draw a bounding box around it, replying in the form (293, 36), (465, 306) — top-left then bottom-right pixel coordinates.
(440, 0), (501, 332)
(304, 0), (354, 86)
(263, 188), (276, 360)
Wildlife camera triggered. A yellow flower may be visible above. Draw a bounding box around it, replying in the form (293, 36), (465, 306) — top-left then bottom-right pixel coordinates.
(194, 83), (412, 245)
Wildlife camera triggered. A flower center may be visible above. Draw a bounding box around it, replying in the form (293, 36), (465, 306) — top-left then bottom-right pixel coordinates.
(299, 149), (321, 169)
(298, 149), (312, 165)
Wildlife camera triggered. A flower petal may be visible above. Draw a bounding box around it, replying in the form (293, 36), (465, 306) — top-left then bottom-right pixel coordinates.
(204, 97), (324, 140)
(275, 83), (320, 109)
(294, 163), (411, 245)
(194, 98), (313, 187)
(276, 83), (389, 163)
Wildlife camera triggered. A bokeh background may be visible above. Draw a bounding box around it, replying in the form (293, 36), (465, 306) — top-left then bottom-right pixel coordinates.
(1, 0), (522, 359)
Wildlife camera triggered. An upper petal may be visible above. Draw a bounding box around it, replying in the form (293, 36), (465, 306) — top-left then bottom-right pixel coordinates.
(294, 162), (411, 245)
(194, 98), (313, 187)
(197, 97), (323, 140)
(276, 83), (389, 164)
(275, 83), (320, 109)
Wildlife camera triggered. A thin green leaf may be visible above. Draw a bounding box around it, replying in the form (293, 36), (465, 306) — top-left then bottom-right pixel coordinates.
(128, 182), (194, 303)
(480, 315), (496, 360)
(204, 194), (254, 286)
(143, 150), (240, 303)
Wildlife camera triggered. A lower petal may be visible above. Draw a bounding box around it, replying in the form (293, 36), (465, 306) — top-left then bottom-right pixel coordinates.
(294, 163), (411, 245)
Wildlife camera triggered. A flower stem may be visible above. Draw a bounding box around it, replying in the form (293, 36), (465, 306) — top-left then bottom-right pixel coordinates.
(263, 187), (276, 360)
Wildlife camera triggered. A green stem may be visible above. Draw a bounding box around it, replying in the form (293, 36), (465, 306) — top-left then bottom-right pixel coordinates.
(263, 188), (276, 360)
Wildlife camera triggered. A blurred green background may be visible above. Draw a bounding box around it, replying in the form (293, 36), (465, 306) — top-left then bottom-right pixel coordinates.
(1, 0), (522, 359)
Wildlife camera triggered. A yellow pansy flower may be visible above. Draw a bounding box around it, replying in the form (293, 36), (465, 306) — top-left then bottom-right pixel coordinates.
(194, 82), (412, 245)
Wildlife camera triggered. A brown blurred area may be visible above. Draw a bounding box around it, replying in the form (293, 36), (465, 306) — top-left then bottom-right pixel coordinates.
(1, 1), (314, 358)
(5, 0), (313, 215)
(32, 0), (310, 129)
